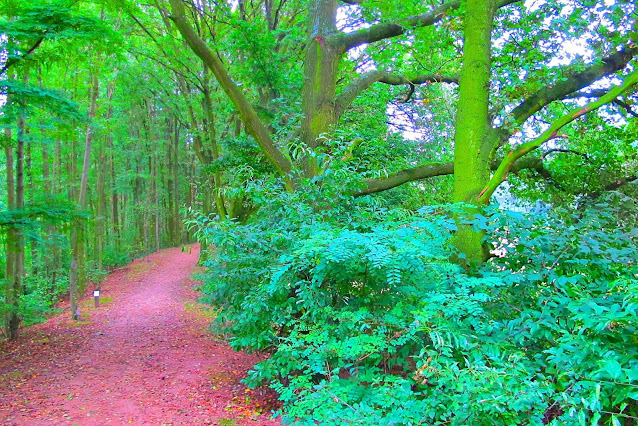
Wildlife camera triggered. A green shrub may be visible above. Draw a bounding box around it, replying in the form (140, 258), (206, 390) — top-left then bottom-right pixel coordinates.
(192, 190), (638, 425)
(19, 272), (69, 325)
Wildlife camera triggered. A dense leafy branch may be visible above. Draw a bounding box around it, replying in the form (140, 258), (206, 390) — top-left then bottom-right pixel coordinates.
(0, 202), (88, 228)
(479, 69), (638, 203)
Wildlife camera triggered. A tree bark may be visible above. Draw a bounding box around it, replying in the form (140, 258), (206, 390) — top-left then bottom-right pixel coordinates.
(300, 0), (339, 176)
(452, 0), (496, 265)
(69, 73), (99, 320)
(3, 125), (20, 340)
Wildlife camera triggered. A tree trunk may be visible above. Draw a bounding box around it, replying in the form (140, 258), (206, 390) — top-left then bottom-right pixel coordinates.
(300, 0), (340, 176)
(69, 73), (99, 320)
(3, 126), (20, 340)
(172, 119), (181, 243)
(452, 0), (496, 266)
(202, 76), (228, 220)
(15, 101), (25, 286)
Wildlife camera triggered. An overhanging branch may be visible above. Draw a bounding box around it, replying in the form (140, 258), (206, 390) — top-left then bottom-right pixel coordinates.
(479, 69), (638, 203)
(355, 155), (543, 196)
(333, 0), (461, 53)
(493, 46), (638, 146)
(333, 0), (521, 53)
(0, 36), (46, 75)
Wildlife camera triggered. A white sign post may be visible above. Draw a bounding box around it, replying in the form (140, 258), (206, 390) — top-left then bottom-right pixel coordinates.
(93, 289), (100, 307)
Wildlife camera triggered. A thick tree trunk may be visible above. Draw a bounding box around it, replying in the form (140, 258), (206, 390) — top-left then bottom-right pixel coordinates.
(300, 0), (340, 176)
(452, 0), (496, 265)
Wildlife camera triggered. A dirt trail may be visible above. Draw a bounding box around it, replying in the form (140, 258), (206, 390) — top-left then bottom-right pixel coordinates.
(0, 245), (280, 425)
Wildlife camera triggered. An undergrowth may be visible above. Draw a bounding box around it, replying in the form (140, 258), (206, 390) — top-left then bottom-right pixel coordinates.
(190, 186), (638, 425)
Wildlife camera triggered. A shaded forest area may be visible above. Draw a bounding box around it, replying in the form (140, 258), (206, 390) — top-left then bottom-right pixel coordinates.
(2, 0), (638, 424)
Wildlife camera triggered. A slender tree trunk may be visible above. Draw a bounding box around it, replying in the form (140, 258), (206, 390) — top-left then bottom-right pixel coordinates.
(3, 126), (19, 340)
(110, 149), (120, 248)
(15, 102), (25, 285)
(166, 119), (179, 246)
(152, 155), (160, 252)
(172, 120), (180, 243)
(96, 141), (106, 270)
(69, 73), (99, 320)
(54, 140), (61, 193)
(96, 83), (113, 270)
(452, 0), (496, 266)
(42, 141), (50, 192)
(26, 126), (36, 274)
(202, 78), (228, 220)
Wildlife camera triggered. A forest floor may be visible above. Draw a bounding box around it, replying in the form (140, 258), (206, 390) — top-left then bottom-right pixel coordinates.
(0, 245), (281, 425)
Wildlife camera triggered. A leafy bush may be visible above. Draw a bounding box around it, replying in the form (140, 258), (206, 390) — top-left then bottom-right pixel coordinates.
(20, 272), (69, 325)
(193, 189), (638, 425)
(102, 246), (132, 270)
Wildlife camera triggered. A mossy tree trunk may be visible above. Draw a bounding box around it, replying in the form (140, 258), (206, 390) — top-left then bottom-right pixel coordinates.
(300, 0), (339, 177)
(452, 0), (496, 266)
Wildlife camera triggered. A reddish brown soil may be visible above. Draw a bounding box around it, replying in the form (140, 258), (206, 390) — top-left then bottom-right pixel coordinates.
(0, 245), (281, 425)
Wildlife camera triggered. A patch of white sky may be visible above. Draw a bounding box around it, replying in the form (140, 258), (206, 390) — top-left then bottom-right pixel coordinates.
(0, 34), (7, 110)
(338, 0), (633, 144)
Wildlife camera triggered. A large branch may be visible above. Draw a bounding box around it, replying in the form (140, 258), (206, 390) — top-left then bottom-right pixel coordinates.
(336, 70), (458, 115)
(356, 155), (543, 196)
(589, 174), (638, 200)
(479, 69), (638, 203)
(493, 46), (638, 144)
(333, 0), (520, 53)
(169, 0), (293, 181)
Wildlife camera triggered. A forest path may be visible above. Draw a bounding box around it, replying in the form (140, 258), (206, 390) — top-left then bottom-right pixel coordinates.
(0, 245), (279, 425)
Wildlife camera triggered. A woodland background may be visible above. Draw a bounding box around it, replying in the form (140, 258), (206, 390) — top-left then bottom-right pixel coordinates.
(2, 0), (638, 424)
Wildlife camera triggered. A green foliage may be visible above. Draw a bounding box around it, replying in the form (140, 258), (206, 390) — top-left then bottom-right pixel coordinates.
(0, 197), (87, 229)
(0, 79), (83, 123)
(192, 189), (638, 424)
(19, 273), (68, 326)
(0, 0), (117, 64)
